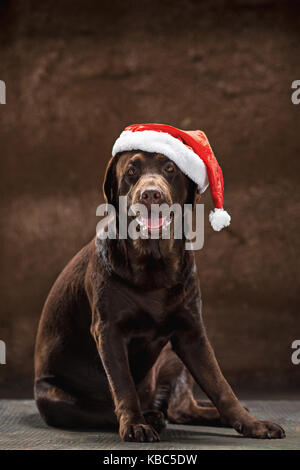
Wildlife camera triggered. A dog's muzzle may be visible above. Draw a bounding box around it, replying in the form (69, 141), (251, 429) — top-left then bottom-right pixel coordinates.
(132, 178), (173, 234)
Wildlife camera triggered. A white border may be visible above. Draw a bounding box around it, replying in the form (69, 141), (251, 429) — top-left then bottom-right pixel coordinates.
(112, 130), (209, 193)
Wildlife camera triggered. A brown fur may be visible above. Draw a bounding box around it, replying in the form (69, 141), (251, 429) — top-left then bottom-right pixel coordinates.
(34, 152), (285, 442)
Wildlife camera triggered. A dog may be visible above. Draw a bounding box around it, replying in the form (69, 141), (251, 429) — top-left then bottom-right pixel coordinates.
(34, 129), (285, 442)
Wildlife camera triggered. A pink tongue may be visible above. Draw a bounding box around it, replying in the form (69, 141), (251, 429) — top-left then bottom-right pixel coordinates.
(142, 215), (163, 229)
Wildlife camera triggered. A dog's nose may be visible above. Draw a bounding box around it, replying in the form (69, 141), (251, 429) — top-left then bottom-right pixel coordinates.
(140, 188), (162, 205)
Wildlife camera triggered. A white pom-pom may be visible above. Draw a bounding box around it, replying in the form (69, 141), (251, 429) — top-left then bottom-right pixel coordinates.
(209, 208), (231, 231)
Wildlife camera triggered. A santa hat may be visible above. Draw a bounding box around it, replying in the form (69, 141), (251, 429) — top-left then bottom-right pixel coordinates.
(112, 123), (231, 231)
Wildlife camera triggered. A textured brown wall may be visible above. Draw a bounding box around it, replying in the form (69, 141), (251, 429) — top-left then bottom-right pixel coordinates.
(0, 0), (300, 397)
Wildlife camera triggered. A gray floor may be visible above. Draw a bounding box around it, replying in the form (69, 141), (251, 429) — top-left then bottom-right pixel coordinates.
(0, 400), (299, 450)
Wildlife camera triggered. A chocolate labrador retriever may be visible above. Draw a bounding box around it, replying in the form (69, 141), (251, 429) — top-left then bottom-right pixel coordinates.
(34, 150), (285, 442)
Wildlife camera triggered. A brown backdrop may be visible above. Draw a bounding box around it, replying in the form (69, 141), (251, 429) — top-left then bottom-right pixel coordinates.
(0, 0), (300, 397)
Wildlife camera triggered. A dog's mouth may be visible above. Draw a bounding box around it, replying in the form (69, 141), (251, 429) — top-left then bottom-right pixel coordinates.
(136, 212), (173, 233)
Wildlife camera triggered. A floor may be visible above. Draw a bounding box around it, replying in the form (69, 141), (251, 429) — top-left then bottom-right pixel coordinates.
(0, 400), (299, 450)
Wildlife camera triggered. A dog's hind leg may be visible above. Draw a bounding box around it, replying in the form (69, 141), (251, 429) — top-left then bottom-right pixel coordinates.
(138, 343), (225, 429)
(151, 346), (225, 427)
(34, 378), (116, 430)
(167, 367), (226, 426)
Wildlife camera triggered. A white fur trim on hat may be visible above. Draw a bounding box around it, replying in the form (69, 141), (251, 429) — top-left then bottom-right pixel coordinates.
(112, 130), (209, 193)
(209, 208), (231, 231)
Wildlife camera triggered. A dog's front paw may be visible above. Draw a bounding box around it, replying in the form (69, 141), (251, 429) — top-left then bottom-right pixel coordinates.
(234, 419), (285, 439)
(120, 422), (160, 442)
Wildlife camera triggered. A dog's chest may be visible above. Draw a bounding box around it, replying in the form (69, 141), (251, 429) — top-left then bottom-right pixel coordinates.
(138, 289), (166, 316)
(134, 285), (182, 320)
(115, 285), (184, 342)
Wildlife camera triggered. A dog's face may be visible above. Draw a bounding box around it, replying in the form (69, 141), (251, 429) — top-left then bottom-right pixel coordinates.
(103, 151), (198, 249)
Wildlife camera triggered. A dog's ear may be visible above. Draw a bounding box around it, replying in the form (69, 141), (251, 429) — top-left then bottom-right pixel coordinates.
(186, 180), (201, 209)
(193, 189), (201, 209)
(103, 155), (119, 206)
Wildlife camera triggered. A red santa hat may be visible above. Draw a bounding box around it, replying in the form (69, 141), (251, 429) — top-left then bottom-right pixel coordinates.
(112, 123), (231, 231)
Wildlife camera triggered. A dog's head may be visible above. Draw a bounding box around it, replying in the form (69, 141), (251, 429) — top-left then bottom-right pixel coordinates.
(103, 151), (199, 253)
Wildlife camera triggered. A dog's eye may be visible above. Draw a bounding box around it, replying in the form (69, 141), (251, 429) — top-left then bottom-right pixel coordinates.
(165, 163), (175, 173)
(127, 167), (136, 176)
